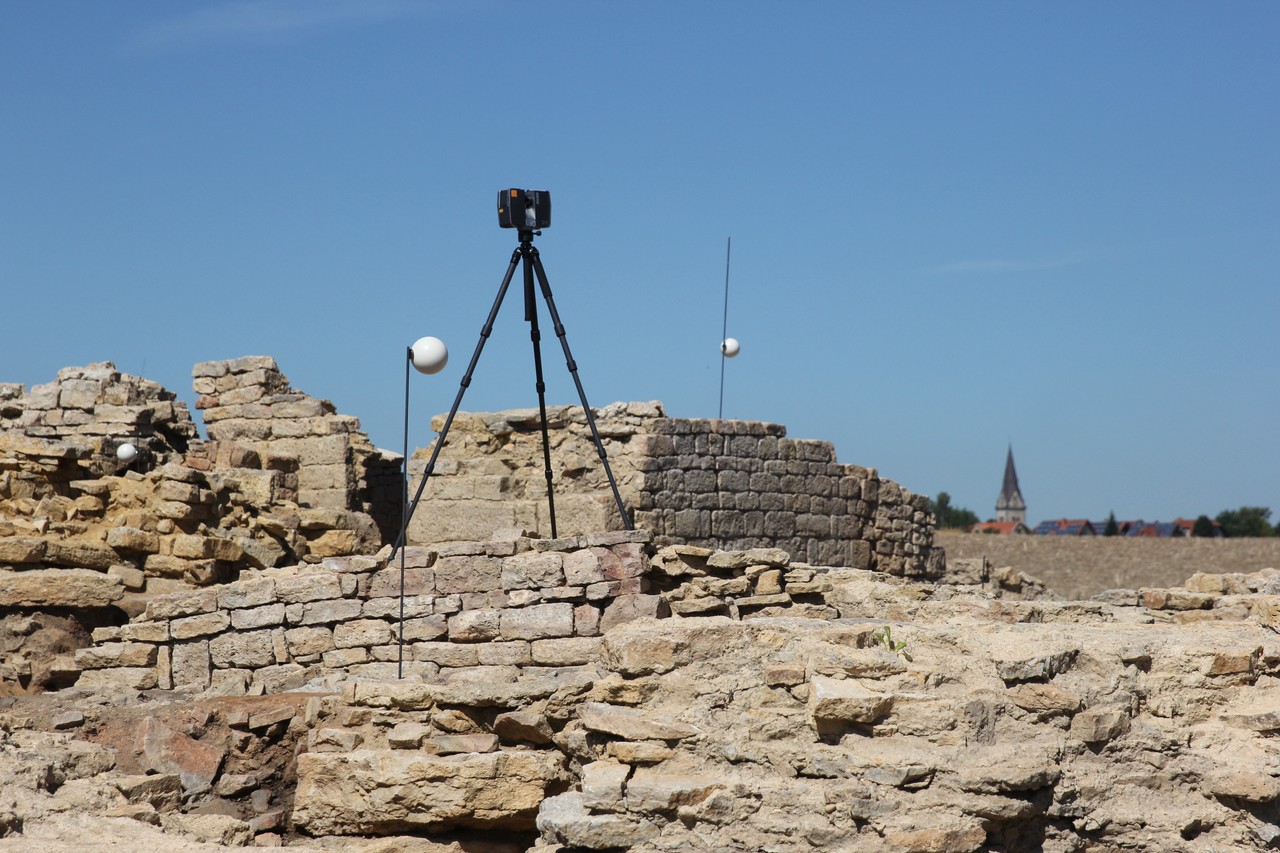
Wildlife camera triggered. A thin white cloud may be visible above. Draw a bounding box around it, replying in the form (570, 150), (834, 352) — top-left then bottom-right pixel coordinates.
(130, 0), (435, 51)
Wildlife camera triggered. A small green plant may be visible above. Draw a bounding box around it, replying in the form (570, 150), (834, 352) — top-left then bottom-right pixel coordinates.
(873, 625), (913, 662)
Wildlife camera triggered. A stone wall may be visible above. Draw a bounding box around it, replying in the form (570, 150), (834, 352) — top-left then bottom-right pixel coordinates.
(193, 357), (402, 541)
(41, 532), (1280, 850)
(0, 360), (394, 589)
(77, 531), (658, 695)
(0, 362), (199, 472)
(407, 403), (942, 578)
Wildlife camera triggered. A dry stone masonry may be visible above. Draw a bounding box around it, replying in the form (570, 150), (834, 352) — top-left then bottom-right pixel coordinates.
(8, 536), (1280, 851)
(408, 402), (943, 577)
(11, 356), (1280, 851)
(77, 530), (656, 695)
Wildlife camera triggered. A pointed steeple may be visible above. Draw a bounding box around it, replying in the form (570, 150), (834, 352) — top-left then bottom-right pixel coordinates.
(996, 445), (1026, 524)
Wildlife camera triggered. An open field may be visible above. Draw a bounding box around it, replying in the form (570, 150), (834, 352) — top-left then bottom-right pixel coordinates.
(936, 531), (1280, 600)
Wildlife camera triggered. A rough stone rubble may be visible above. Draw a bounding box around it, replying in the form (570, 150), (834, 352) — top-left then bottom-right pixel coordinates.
(4, 358), (1280, 851)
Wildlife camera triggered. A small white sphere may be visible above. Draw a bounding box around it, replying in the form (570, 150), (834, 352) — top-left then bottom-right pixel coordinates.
(116, 442), (138, 463)
(411, 336), (449, 375)
(720, 337), (741, 358)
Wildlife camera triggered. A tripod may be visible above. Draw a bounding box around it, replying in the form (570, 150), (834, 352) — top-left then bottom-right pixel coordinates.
(394, 229), (632, 555)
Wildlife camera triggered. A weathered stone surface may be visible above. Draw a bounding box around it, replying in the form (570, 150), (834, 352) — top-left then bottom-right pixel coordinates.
(579, 702), (700, 741)
(292, 749), (567, 834)
(808, 676), (893, 727)
(0, 568), (123, 608)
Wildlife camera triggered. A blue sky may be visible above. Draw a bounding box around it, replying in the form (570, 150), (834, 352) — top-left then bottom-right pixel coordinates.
(3, 1), (1277, 525)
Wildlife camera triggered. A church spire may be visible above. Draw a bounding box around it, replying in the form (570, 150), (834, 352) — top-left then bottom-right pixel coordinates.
(996, 445), (1026, 524)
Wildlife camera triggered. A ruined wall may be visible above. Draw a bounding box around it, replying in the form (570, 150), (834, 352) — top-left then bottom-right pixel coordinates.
(192, 357), (402, 541)
(407, 403), (943, 578)
(0, 360), (393, 589)
(77, 531), (657, 694)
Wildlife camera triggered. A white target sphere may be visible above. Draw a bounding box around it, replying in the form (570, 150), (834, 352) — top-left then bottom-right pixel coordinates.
(116, 442), (138, 463)
(411, 336), (449, 375)
(720, 337), (741, 358)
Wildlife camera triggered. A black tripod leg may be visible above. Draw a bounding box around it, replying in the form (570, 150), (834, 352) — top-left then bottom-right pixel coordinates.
(528, 247), (634, 531)
(391, 247), (522, 557)
(523, 249), (558, 538)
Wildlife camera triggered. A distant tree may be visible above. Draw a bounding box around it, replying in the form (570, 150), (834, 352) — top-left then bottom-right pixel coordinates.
(932, 492), (980, 530)
(1215, 507), (1274, 538)
(1191, 515), (1218, 537)
(1103, 512), (1119, 537)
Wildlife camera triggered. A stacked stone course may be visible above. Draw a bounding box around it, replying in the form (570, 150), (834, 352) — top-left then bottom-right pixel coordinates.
(193, 356), (401, 542)
(78, 530), (659, 694)
(408, 403), (943, 578)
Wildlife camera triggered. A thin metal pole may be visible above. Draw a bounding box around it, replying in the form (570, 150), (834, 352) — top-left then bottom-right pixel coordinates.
(718, 237), (731, 419)
(399, 346), (410, 679)
(390, 246), (522, 557)
(529, 248), (633, 530)
(524, 246), (559, 538)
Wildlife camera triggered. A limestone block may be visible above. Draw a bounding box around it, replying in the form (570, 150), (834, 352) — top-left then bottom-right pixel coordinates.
(172, 641), (212, 690)
(449, 609), (501, 642)
(105, 526), (160, 553)
(312, 728), (363, 752)
(1141, 588), (1216, 611)
(209, 629), (277, 669)
(285, 598), (364, 626)
(77, 666), (158, 691)
(494, 710), (553, 745)
(216, 577), (277, 610)
(564, 549), (607, 585)
(992, 649), (1078, 684)
(333, 619), (393, 648)
(397, 615), (448, 642)
(0, 568), (123, 608)
(230, 604), (286, 630)
(1006, 683), (1083, 714)
(600, 594), (669, 633)
(107, 564), (147, 591)
(275, 573), (344, 603)
(45, 541), (118, 571)
(625, 767), (722, 814)
(323, 647), (370, 667)
(502, 552), (565, 591)
(500, 602), (575, 640)
(537, 792), (660, 850)
(413, 642), (481, 668)
(531, 637), (604, 666)
(429, 733), (499, 755)
(478, 641), (533, 666)
(434, 555), (503, 594)
(112, 773), (184, 811)
(145, 587), (219, 620)
(285, 627), (336, 657)
(58, 379), (100, 409)
(1071, 708), (1130, 743)
(171, 611), (231, 640)
(292, 749), (568, 835)
(305, 530), (363, 559)
(808, 676), (893, 727)
(574, 603), (602, 636)
(0, 536), (47, 564)
(606, 741), (673, 764)
(120, 621), (170, 643)
(387, 722), (432, 749)
(365, 567), (434, 598)
(74, 642), (157, 670)
(579, 702), (700, 741)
